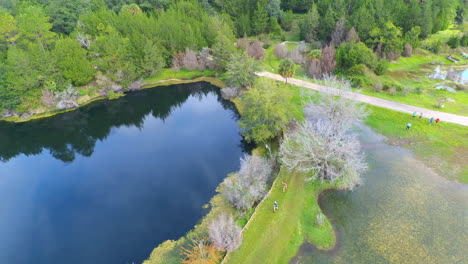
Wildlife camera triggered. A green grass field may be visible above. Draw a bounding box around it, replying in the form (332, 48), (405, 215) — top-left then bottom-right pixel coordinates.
(366, 105), (468, 183)
(224, 170), (335, 264)
(144, 68), (216, 83)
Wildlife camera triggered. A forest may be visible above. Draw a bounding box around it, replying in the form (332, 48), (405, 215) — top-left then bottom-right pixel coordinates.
(0, 0), (466, 113)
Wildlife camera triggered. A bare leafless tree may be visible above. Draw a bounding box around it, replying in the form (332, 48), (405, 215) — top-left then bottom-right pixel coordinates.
(321, 74), (352, 89)
(222, 154), (273, 211)
(304, 90), (367, 132)
(280, 91), (368, 189)
(279, 120), (366, 189)
(346, 27), (360, 43)
(246, 40), (265, 60)
(331, 17), (346, 47)
(320, 45), (336, 75)
(274, 44), (287, 59)
(41, 89), (57, 107)
(171, 51), (185, 71)
(76, 33), (92, 49)
(403, 43), (412, 57)
(288, 48), (305, 65)
(198, 47), (215, 70)
(183, 48), (200, 70)
(220, 87), (239, 100)
(208, 213), (242, 252)
(307, 59), (322, 79)
(236, 37), (249, 50)
(298, 41), (308, 53)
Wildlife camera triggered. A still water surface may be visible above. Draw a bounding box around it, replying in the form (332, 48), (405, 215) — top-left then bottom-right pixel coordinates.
(0, 83), (249, 264)
(293, 125), (467, 264)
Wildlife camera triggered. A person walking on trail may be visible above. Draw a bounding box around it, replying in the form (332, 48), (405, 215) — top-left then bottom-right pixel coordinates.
(429, 117), (434, 125)
(406, 123), (412, 130)
(282, 181), (288, 192)
(273, 201), (279, 212)
(436, 118), (440, 124)
(412, 112), (417, 118)
(419, 113), (423, 119)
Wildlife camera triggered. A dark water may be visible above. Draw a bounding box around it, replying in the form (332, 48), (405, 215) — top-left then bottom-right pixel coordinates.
(293, 125), (468, 264)
(0, 83), (250, 264)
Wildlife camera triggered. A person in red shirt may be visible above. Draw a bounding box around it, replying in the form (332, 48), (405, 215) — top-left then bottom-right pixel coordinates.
(436, 118), (440, 124)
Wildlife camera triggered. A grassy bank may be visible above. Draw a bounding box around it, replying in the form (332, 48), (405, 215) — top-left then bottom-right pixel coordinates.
(0, 69), (217, 123)
(366, 105), (468, 183)
(224, 170), (335, 264)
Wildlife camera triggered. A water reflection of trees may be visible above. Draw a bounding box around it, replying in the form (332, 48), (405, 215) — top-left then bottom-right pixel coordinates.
(0, 82), (247, 162)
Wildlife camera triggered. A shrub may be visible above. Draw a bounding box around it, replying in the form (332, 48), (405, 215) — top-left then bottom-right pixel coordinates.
(308, 49), (322, 60)
(336, 41), (378, 74)
(220, 87), (239, 100)
(402, 87), (410, 96)
(182, 48), (201, 70)
(274, 44), (287, 59)
(374, 82), (383, 92)
(447, 36), (460, 49)
(389, 86), (397, 96)
(348, 64), (368, 76)
(222, 154), (273, 211)
(307, 59), (322, 79)
(374, 59), (389, 76)
(461, 35), (468, 47)
(429, 41), (443, 54)
(263, 43), (271, 49)
(41, 89), (57, 107)
(403, 43), (413, 57)
(288, 48), (305, 64)
(180, 238), (222, 264)
(208, 213), (242, 252)
(416, 87), (424, 94)
(246, 40), (265, 60)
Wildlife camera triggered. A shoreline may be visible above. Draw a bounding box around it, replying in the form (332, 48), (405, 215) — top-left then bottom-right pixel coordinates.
(0, 76), (224, 124)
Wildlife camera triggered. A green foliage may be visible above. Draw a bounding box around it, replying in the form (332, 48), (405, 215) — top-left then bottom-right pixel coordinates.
(336, 41), (378, 74)
(278, 59), (295, 80)
(462, 35), (468, 47)
(368, 21), (403, 56)
(318, 5), (336, 42)
(405, 26), (422, 48)
(374, 59), (389, 76)
(280, 10), (294, 31)
(447, 36), (461, 48)
(16, 5), (56, 51)
(0, 12), (19, 44)
(239, 79), (293, 143)
(48, 0), (89, 35)
(53, 39), (95, 86)
(225, 52), (259, 88)
(252, 0), (269, 35)
(299, 5), (320, 43)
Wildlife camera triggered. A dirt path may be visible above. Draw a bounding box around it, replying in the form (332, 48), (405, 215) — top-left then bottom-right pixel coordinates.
(257, 72), (468, 126)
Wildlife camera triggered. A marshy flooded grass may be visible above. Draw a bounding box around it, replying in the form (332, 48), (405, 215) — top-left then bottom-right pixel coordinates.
(292, 125), (467, 264)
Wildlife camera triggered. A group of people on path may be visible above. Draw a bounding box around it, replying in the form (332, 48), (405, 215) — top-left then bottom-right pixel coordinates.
(406, 112), (441, 130)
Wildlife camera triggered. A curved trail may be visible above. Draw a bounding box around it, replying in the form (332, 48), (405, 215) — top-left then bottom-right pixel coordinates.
(257, 72), (468, 126)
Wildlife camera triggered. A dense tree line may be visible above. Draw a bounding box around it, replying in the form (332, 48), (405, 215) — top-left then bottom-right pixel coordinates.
(0, 0), (236, 112)
(0, 0), (465, 113)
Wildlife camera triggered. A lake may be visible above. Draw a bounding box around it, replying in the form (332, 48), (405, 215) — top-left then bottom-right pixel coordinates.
(0, 82), (250, 264)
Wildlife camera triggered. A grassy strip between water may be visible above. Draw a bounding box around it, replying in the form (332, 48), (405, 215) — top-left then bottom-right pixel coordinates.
(223, 170), (336, 264)
(365, 105), (468, 184)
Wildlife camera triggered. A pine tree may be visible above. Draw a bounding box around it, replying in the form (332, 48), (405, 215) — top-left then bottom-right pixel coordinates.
(300, 4), (320, 43)
(252, 0), (269, 35)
